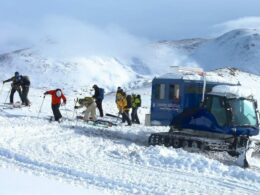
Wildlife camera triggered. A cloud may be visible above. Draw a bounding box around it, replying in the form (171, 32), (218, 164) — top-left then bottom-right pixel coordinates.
(33, 15), (151, 59)
(213, 16), (260, 36)
(0, 15), (198, 76)
(0, 22), (39, 53)
(0, 15), (151, 57)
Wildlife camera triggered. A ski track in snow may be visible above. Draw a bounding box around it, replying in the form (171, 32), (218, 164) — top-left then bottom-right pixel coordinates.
(0, 85), (259, 194)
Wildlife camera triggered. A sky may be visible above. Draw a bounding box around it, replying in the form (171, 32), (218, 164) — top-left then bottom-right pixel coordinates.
(1, 0), (260, 54)
(1, 0), (260, 40)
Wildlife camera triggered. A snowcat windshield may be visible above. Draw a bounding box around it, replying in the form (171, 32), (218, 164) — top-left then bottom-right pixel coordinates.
(228, 99), (258, 127)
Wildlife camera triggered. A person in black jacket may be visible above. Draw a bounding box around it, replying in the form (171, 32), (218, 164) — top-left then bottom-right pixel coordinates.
(92, 84), (104, 117)
(3, 72), (22, 104)
(20, 75), (31, 106)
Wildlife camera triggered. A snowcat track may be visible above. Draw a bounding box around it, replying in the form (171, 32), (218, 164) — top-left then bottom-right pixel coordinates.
(148, 132), (244, 153)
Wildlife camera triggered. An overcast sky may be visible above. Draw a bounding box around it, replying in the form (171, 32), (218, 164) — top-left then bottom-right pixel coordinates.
(1, 0), (260, 54)
(1, 0), (260, 40)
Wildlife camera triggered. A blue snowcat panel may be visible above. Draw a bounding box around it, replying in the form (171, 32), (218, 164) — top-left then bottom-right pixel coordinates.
(150, 78), (222, 126)
(172, 107), (259, 136)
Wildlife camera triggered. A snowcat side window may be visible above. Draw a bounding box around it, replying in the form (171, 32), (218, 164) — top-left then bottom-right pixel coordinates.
(210, 96), (227, 126)
(155, 84), (165, 100)
(169, 84), (180, 102)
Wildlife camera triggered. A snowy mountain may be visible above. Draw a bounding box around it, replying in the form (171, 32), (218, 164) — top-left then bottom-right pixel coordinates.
(0, 29), (260, 194)
(1, 29), (260, 96)
(158, 29), (260, 74)
(0, 48), (148, 94)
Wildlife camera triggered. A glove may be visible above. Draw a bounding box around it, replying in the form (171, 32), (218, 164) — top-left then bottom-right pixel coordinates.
(3, 81), (5, 84)
(74, 106), (80, 109)
(44, 92), (48, 95)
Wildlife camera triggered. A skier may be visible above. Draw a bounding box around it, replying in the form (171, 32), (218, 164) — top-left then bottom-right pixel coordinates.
(75, 97), (97, 121)
(92, 84), (104, 117)
(3, 72), (23, 104)
(20, 75), (31, 106)
(44, 89), (66, 122)
(131, 94), (141, 124)
(116, 92), (131, 126)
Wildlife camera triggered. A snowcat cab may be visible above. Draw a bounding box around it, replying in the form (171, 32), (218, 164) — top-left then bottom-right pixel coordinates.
(148, 67), (260, 167)
(150, 76), (228, 126)
(149, 67), (235, 126)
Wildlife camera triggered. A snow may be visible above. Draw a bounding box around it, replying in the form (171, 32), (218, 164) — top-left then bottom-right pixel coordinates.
(212, 85), (254, 98)
(158, 69), (238, 85)
(0, 167), (103, 195)
(0, 74), (259, 194)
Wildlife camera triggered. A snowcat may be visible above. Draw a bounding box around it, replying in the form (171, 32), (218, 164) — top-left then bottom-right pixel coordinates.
(148, 67), (260, 167)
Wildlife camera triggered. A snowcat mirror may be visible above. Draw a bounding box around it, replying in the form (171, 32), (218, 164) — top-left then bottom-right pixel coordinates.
(254, 101), (258, 109)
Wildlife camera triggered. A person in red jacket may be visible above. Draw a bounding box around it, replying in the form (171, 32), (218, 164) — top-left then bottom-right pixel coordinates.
(44, 89), (66, 122)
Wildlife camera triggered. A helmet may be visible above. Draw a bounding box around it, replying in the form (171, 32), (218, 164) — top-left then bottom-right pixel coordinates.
(56, 89), (62, 97)
(15, 72), (19, 79)
(92, 84), (98, 89)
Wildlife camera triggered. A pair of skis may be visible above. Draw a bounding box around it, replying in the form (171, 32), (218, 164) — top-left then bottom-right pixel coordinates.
(76, 116), (118, 127)
(0, 102), (28, 110)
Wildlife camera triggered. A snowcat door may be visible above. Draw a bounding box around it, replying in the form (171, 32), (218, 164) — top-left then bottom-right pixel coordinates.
(204, 95), (229, 127)
(151, 81), (182, 126)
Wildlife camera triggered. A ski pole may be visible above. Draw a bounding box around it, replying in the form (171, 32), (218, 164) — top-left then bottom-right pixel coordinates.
(37, 96), (45, 118)
(73, 99), (79, 128)
(72, 98), (78, 120)
(4, 88), (11, 104)
(115, 112), (121, 123)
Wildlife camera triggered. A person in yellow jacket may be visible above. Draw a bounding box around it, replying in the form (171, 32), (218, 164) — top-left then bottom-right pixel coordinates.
(116, 92), (132, 126)
(75, 97), (97, 121)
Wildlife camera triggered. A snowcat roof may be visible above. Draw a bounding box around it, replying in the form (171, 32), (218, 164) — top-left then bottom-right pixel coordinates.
(207, 92), (255, 100)
(156, 71), (238, 85)
(211, 85), (255, 100)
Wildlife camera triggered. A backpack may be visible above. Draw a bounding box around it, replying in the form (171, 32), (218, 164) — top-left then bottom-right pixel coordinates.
(22, 76), (30, 86)
(136, 95), (141, 107)
(98, 88), (105, 100)
(126, 95), (132, 108)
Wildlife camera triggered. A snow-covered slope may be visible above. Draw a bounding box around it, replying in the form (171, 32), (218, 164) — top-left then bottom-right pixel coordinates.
(158, 29), (260, 75)
(0, 67), (259, 194)
(0, 48), (148, 93)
